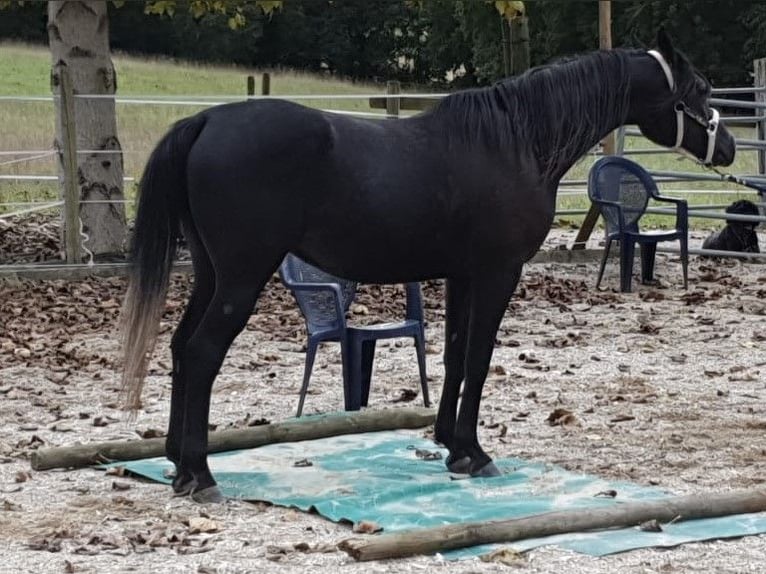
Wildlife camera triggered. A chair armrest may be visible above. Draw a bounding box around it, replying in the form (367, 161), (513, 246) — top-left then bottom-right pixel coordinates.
(653, 195), (688, 232)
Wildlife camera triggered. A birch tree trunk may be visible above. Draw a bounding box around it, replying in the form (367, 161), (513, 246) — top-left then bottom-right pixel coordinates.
(48, 0), (126, 260)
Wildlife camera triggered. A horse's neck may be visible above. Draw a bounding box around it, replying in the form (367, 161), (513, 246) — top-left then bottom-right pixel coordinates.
(527, 51), (632, 184)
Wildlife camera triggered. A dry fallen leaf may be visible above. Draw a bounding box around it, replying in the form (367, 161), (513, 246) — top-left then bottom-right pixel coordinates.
(480, 547), (525, 565)
(547, 408), (577, 426)
(188, 517), (221, 534)
(352, 520), (383, 534)
(392, 388), (418, 403)
(639, 519), (663, 532)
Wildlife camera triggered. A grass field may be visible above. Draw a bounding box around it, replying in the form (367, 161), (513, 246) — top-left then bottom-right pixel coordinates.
(0, 41), (762, 230)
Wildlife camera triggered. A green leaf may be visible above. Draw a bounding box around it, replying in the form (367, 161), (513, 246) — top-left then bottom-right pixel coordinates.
(493, 0), (524, 22)
(144, 1), (176, 17)
(189, 0), (206, 19)
(228, 12), (246, 30)
(256, 1), (282, 16)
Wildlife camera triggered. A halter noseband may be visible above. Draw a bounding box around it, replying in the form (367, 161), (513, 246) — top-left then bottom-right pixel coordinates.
(647, 50), (720, 166)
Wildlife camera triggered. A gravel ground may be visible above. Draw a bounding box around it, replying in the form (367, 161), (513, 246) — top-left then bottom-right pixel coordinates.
(2, 229), (766, 573)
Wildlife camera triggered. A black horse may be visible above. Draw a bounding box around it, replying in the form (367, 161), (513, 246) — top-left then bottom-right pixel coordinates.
(121, 31), (735, 502)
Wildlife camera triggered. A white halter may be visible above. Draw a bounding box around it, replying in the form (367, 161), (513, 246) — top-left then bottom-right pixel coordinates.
(647, 49), (720, 165)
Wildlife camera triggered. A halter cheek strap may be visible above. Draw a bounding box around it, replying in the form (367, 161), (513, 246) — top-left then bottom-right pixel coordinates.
(647, 50), (675, 91)
(647, 50), (683, 149)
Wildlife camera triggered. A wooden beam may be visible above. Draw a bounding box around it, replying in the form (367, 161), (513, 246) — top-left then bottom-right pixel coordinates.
(59, 66), (81, 264)
(754, 59), (766, 178)
(30, 407), (435, 471)
(339, 489), (766, 561)
(573, 0), (613, 249)
(262, 72), (271, 96)
(384, 80), (401, 118)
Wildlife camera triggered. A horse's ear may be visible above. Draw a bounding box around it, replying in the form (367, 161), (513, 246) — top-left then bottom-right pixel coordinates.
(656, 27), (691, 80)
(656, 27), (676, 64)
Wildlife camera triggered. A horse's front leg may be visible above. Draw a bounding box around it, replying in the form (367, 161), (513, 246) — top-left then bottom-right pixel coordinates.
(452, 265), (522, 477)
(434, 277), (471, 469)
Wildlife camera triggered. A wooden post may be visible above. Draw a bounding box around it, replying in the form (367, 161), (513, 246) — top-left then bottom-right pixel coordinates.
(247, 75), (255, 97)
(262, 72), (271, 96)
(386, 80), (401, 118)
(339, 489), (766, 561)
(510, 17), (530, 75)
(500, 17), (511, 77)
(59, 67), (81, 264)
(30, 407), (435, 471)
(573, 0), (612, 250)
(754, 59), (766, 177)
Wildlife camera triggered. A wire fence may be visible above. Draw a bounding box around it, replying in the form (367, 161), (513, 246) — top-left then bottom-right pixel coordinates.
(2, 76), (766, 273)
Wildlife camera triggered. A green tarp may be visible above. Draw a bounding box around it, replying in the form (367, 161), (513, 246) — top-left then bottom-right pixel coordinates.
(118, 429), (766, 559)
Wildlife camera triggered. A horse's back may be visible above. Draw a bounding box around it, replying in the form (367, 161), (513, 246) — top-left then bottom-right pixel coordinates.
(181, 98), (552, 282)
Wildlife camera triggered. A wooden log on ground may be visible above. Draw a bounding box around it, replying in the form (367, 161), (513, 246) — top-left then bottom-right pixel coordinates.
(338, 489), (766, 561)
(30, 407), (435, 471)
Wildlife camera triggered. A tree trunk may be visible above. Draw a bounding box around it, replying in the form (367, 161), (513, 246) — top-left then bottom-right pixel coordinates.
(48, 1), (126, 260)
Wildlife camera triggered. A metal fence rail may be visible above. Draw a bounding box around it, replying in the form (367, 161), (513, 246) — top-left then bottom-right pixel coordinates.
(2, 72), (766, 270)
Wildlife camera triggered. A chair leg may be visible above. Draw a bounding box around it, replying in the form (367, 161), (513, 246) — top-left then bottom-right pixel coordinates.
(680, 235), (689, 290)
(414, 332), (430, 408)
(640, 242), (657, 284)
(360, 340), (376, 408)
(619, 239), (636, 293)
(296, 338), (319, 417)
(343, 334), (363, 411)
(596, 238), (612, 289)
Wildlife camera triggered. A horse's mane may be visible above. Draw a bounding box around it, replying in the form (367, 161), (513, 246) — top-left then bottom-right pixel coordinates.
(432, 49), (639, 180)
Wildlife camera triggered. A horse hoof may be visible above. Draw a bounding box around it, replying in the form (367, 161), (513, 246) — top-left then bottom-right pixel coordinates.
(172, 477), (196, 497)
(446, 455), (471, 474)
(191, 485), (225, 504)
(471, 461), (502, 478)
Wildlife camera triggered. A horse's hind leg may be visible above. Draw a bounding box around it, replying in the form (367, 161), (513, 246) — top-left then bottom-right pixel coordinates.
(453, 265), (522, 477)
(174, 262), (280, 501)
(434, 277), (470, 467)
(165, 221), (215, 481)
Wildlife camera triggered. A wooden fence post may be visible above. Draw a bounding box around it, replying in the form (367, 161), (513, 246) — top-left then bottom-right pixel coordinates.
(754, 58), (766, 178)
(386, 80), (401, 118)
(572, 0), (612, 250)
(59, 67), (81, 264)
(262, 72), (271, 96)
(510, 16), (530, 75)
(500, 17), (511, 77)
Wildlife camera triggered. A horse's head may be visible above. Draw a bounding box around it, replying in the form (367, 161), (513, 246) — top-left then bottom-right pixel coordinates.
(631, 29), (735, 167)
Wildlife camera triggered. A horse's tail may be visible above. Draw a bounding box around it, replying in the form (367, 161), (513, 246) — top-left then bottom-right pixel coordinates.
(120, 114), (207, 411)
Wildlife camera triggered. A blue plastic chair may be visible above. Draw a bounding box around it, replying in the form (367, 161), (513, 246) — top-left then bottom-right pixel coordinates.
(279, 253), (430, 416)
(588, 156), (689, 293)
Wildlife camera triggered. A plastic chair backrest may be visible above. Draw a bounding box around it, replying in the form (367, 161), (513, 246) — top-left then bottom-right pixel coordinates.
(588, 157), (658, 236)
(404, 283), (424, 324)
(280, 254), (357, 332)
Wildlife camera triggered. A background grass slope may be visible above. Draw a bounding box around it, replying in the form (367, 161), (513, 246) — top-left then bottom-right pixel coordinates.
(0, 42), (761, 230)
